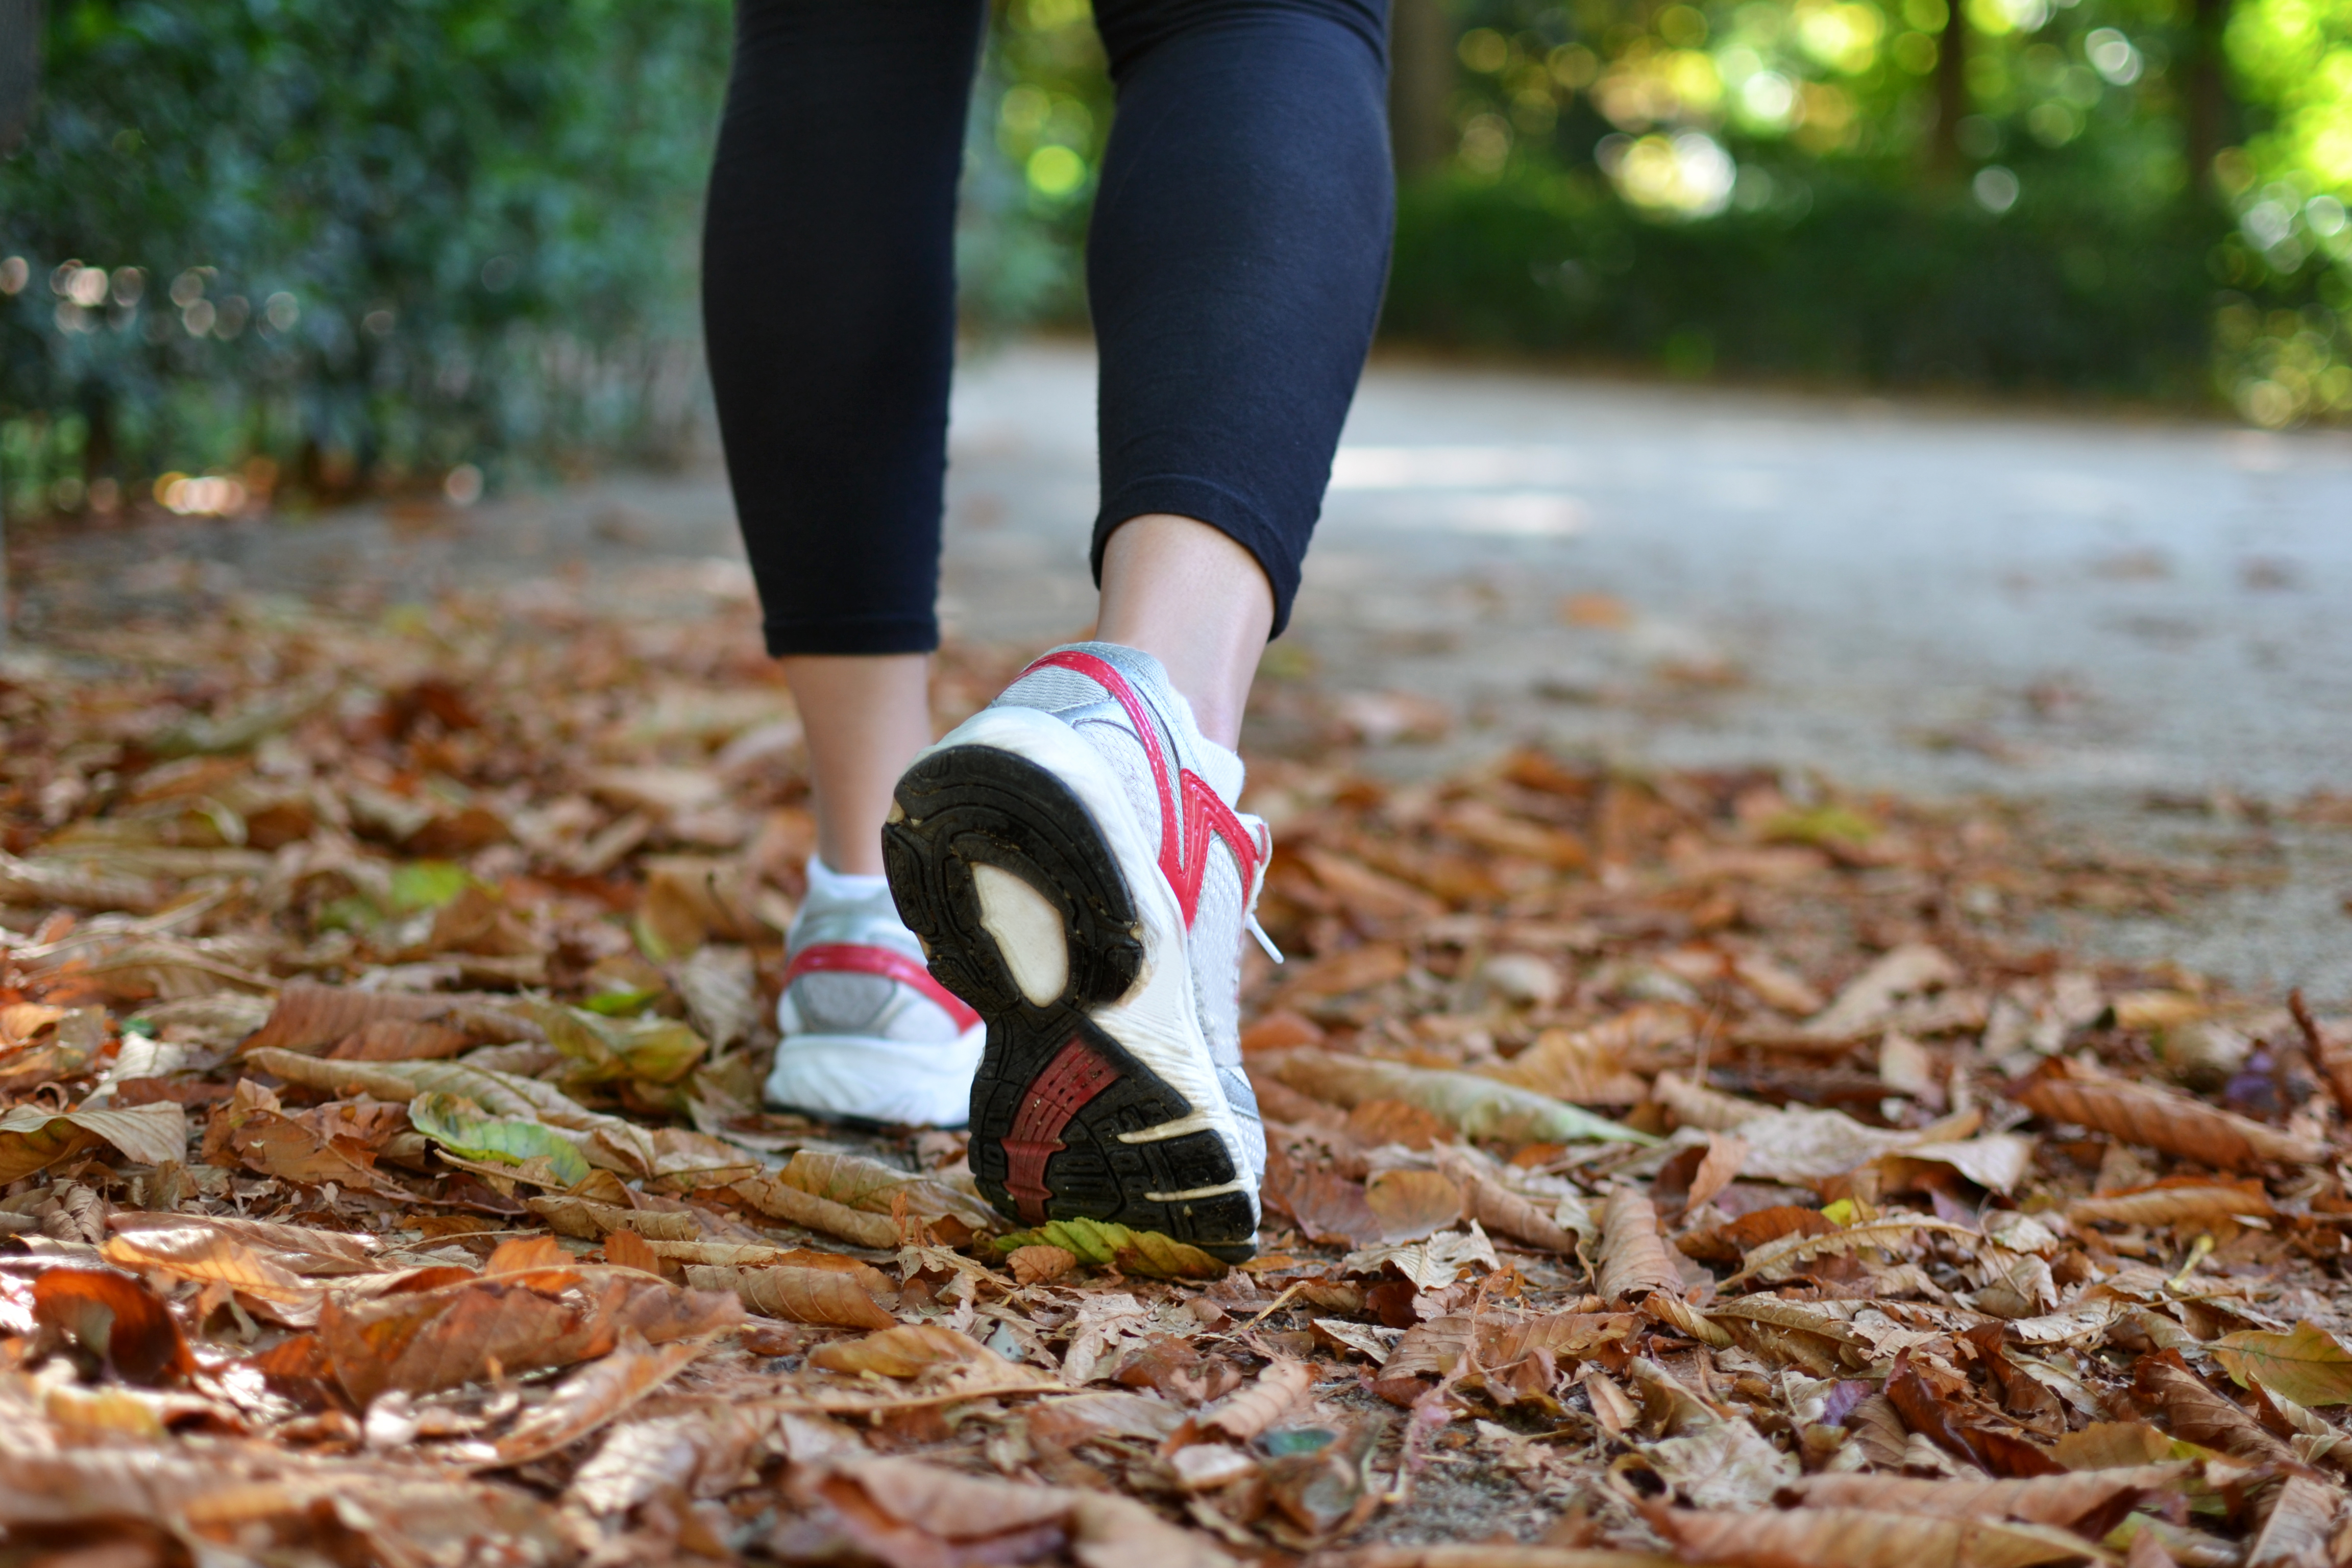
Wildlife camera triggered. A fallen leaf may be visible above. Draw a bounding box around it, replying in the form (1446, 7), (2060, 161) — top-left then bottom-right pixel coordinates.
(994, 1217), (1229, 1281)
(1192, 1359), (1310, 1444)
(100, 1226), (318, 1318)
(730, 1172), (900, 1250)
(2242, 1474), (2340, 1568)
(2211, 1322), (2352, 1408)
(1646, 1504), (2101, 1567)
(1265, 1049), (1655, 1146)
(409, 1092), (594, 1186)
(1598, 1187), (1684, 1304)
(241, 982), (535, 1054)
(1365, 1169), (1464, 1242)
(2012, 1059), (2328, 1169)
(32, 1268), (194, 1384)
(1010, 1244), (1077, 1286)
(811, 1324), (1007, 1380)
(481, 1330), (712, 1467)
(2068, 1182), (2275, 1230)
(1786, 1464), (2190, 1533)
(2134, 1349), (2304, 1468)
(683, 1264), (895, 1329)
(0, 1101), (187, 1183)
(1340, 1224), (1501, 1290)
(1803, 943), (1962, 1039)
(319, 1264), (740, 1403)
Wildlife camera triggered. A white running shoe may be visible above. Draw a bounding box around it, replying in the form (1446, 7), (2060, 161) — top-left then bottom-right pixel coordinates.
(881, 642), (1272, 1260)
(765, 856), (985, 1126)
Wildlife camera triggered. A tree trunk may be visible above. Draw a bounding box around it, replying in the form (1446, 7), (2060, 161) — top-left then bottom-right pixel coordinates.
(1931, 0), (1969, 174)
(0, 0), (38, 154)
(1389, 0), (1453, 179)
(2185, 0), (2233, 195)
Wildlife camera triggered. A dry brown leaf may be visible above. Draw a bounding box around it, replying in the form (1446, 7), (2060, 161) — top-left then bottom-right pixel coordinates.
(1345, 1097), (1455, 1149)
(811, 1324), (1005, 1380)
(1265, 1149), (1385, 1248)
(1705, 1298), (1869, 1376)
(1482, 1010), (1680, 1102)
(1194, 1359), (1311, 1444)
(2069, 1181), (2276, 1229)
(483, 1330), (711, 1467)
(2133, 1349), (2303, 1468)
(684, 1264), (894, 1329)
(1650, 1069), (1768, 1132)
(105, 1211), (381, 1275)
(1646, 1505), (2101, 1568)
(1598, 1187), (1683, 1304)
(1786, 1464), (2191, 1532)
(2013, 1060), (2327, 1168)
(241, 982), (534, 1055)
(317, 1263), (741, 1403)
(2243, 1474), (2342, 1568)
(1803, 943), (1963, 1039)
(1724, 1214), (1981, 1287)
(728, 1172), (900, 1249)
(1365, 1169), (1464, 1242)
(32, 1268), (194, 1384)
(329, 1019), (471, 1061)
(603, 1228), (662, 1275)
(1266, 1048), (1649, 1146)
(1010, 1244), (1078, 1286)
(525, 1194), (701, 1241)
(1445, 1168), (1579, 1252)
(100, 1225), (318, 1315)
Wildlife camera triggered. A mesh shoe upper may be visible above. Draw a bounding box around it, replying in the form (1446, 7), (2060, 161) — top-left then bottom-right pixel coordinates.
(768, 862), (983, 1125)
(984, 643), (1271, 1195)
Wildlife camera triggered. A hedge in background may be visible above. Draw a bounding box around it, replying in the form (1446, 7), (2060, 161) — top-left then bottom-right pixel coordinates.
(0, 0), (729, 516)
(1386, 166), (2224, 397)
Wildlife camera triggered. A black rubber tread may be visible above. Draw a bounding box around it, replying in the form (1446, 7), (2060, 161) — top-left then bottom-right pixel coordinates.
(884, 744), (1256, 1262)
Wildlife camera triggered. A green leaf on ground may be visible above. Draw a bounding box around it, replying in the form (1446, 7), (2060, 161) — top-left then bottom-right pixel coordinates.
(388, 860), (475, 913)
(533, 1001), (706, 1085)
(2212, 1321), (2352, 1406)
(408, 1092), (592, 1186)
(994, 1217), (1228, 1281)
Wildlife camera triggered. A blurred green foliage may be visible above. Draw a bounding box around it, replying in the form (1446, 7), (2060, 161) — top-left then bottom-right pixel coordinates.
(4, 0), (2348, 524)
(1401, 0), (2350, 418)
(1, 0), (729, 518)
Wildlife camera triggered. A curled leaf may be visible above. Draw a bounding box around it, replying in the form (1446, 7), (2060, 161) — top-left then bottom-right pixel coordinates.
(409, 1093), (593, 1186)
(810, 1324), (1007, 1380)
(1646, 1504), (2101, 1568)
(993, 1217), (1228, 1281)
(2012, 1059), (2327, 1169)
(32, 1268), (194, 1384)
(683, 1264), (895, 1329)
(1787, 1464), (2191, 1534)
(1265, 1049), (1656, 1146)
(1598, 1187), (1683, 1304)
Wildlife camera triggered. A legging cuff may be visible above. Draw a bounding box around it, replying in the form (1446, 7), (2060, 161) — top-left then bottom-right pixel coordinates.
(1091, 478), (1306, 639)
(761, 614), (940, 658)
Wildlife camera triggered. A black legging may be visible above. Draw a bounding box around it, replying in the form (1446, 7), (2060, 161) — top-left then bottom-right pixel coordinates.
(702, 0), (1393, 655)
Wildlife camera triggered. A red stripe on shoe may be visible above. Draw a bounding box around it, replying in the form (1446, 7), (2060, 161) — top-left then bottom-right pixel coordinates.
(1002, 1035), (1121, 1223)
(1024, 649), (1262, 928)
(782, 942), (981, 1033)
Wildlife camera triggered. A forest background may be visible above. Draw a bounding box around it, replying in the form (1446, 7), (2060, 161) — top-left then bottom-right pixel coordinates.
(0, 0), (2346, 521)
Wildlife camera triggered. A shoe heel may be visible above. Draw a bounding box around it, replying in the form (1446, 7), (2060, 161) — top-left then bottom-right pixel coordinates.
(883, 744), (1142, 1016)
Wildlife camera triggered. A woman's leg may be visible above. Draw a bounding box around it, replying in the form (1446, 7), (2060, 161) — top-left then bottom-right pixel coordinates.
(1086, 0), (1395, 737)
(878, 0), (1394, 1246)
(703, 0), (986, 873)
(705, 0), (989, 1124)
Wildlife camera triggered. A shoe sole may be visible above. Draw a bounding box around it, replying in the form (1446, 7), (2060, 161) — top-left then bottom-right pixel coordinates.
(883, 740), (1258, 1262)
